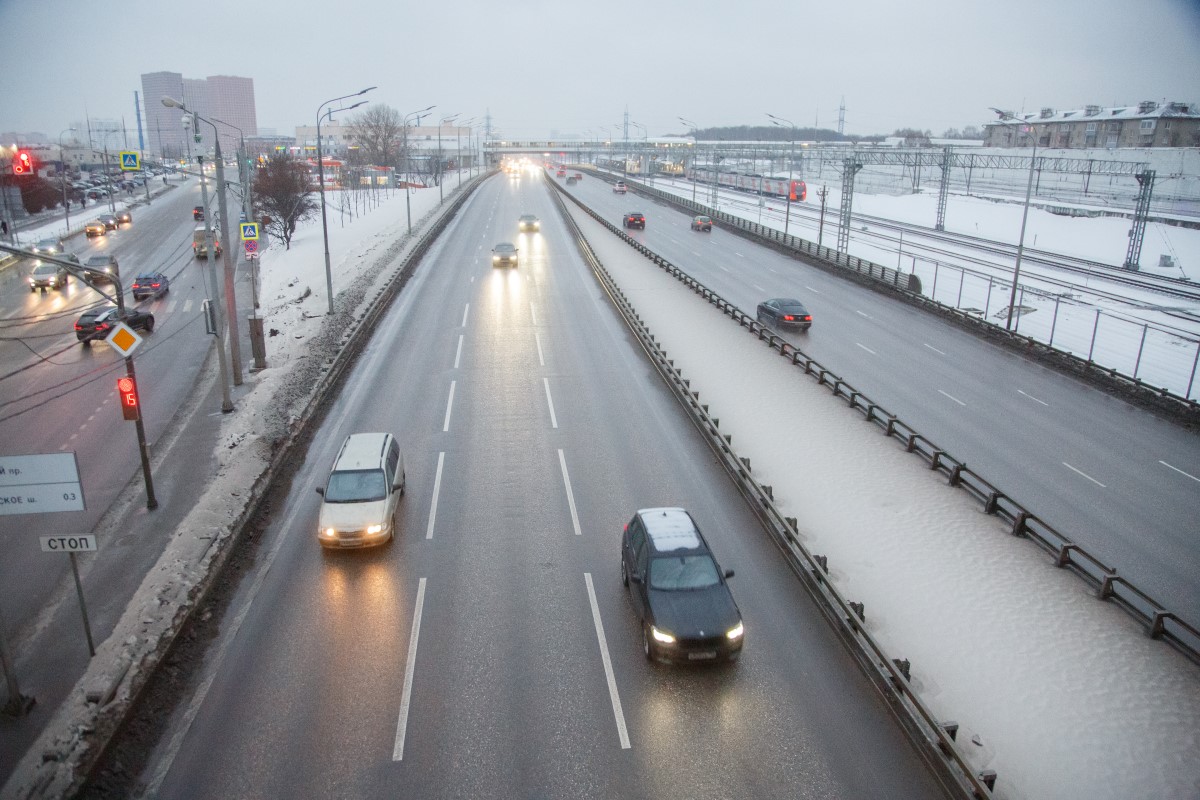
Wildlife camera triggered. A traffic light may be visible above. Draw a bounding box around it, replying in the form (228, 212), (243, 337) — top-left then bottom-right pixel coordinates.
(12, 150), (32, 175)
(117, 376), (141, 421)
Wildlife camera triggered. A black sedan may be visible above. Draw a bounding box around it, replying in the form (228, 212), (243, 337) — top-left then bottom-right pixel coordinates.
(623, 212), (646, 230)
(756, 297), (813, 331)
(621, 507), (743, 664)
(131, 272), (170, 301)
(81, 254), (119, 283)
(74, 306), (154, 345)
(491, 242), (519, 268)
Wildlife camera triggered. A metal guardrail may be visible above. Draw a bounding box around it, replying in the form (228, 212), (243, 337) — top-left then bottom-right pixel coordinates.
(547, 181), (999, 799)
(592, 170), (1200, 422)
(552, 166), (1200, 652)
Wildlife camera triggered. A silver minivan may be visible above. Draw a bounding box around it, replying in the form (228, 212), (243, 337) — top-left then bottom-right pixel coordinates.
(315, 432), (406, 548)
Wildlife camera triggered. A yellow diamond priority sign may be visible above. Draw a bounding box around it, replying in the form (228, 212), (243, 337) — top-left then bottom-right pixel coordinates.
(107, 321), (143, 357)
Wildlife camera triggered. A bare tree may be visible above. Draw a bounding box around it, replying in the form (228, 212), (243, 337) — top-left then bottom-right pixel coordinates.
(254, 153), (318, 250)
(347, 105), (403, 167)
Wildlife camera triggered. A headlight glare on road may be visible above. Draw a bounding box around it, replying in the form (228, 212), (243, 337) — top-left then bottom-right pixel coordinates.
(726, 622), (744, 640)
(651, 626), (676, 644)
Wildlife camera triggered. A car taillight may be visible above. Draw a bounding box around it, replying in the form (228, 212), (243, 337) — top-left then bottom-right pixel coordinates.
(803, 315), (812, 322)
(74, 323), (82, 331)
(151, 283), (160, 288)
(783, 315), (794, 321)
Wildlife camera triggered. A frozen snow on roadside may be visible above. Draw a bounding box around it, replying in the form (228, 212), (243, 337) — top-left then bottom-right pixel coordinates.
(564, 199), (1200, 799)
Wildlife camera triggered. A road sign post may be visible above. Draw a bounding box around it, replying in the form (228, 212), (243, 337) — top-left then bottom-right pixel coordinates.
(40, 536), (99, 657)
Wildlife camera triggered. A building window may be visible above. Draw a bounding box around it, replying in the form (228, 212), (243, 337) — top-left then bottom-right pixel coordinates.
(1140, 119), (1156, 133)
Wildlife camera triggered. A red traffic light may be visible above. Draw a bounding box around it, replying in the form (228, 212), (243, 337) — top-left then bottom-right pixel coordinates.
(117, 376), (140, 421)
(12, 150), (33, 175)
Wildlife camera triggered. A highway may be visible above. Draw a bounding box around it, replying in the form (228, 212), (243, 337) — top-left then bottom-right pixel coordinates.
(101, 172), (955, 799)
(565, 173), (1200, 618)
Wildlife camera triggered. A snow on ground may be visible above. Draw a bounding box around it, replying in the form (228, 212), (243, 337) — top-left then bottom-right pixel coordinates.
(563, 198), (1200, 800)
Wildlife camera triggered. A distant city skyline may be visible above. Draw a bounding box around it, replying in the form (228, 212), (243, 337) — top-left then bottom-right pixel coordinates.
(1, 0), (1197, 144)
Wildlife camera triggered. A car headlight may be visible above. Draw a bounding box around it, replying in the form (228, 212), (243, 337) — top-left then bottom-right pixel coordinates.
(321, 527), (337, 537)
(651, 626), (676, 644)
(726, 622), (744, 640)
(366, 524), (383, 535)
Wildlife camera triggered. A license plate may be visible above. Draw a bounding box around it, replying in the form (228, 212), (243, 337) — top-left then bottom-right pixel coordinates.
(687, 651), (717, 661)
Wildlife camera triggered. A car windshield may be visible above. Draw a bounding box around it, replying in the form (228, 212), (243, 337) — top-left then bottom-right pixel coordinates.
(85, 257), (111, 266)
(649, 554), (721, 590)
(780, 304), (808, 315)
(495, 244), (515, 253)
(324, 469), (387, 503)
(33, 264), (58, 275)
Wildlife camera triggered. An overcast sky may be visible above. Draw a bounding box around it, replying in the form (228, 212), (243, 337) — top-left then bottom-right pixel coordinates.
(2, 0), (1198, 142)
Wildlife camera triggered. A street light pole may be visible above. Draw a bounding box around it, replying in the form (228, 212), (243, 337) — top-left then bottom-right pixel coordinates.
(402, 105), (435, 234)
(314, 88), (376, 315)
(679, 116), (698, 204)
(59, 129), (74, 233)
(438, 114), (457, 204)
(768, 113), (797, 238)
(196, 154), (234, 413)
(991, 108), (1038, 331)
(162, 96), (247, 385)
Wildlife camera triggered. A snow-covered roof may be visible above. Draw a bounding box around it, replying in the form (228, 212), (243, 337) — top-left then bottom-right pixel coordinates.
(986, 101), (1198, 127)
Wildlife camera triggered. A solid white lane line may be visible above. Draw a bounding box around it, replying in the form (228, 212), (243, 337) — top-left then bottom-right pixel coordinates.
(454, 335), (463, 369)
(530, 303), (538, 325)
(1160, 460), (1200, 483)
(805, 286), (821, 294)
(558, 449), (582, 536)
(143, 470), (318, 795)
(855, 343), (876, 355)
(938, 389), (966, 406)
(544, 378), (559, 429)
(392, 577), (428, 761)
(855, 310), (874, 320)
(535, 332), (545, 366)
(426, 452), (445, 540)
(923, 343), (946, 355)
(442, 381), (456, 432)
(1018, 389), (1049, 406)
(584, 573), (631, 750)
(1063, 462), (1106, 487)
(461, 304), (470, 327)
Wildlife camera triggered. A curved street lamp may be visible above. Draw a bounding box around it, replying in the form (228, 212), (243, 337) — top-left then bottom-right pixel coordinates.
(162, 94), (244, 397)
(990, 107), (1038, 331)
(767, 113), (797, 238)
(438, 114), (457, 203)
(315, 87), (376, 315)
(678, 116), (699, 203)
(402, 105), (435, 233)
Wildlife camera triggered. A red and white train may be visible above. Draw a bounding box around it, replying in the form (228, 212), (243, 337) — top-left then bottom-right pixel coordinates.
(685, 167), (806, 202)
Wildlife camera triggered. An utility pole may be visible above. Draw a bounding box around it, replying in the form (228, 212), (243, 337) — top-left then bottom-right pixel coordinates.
(817, 185), (829, 247)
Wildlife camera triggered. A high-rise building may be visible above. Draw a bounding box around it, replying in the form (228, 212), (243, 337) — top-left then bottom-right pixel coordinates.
(140, 71), (185, 160)
(207, 75), (258, 151)
(139, 71), (258, 160)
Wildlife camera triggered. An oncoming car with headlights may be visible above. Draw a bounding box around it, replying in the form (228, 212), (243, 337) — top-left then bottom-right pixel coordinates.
(620, 507), (743, 664)
(315, 432), (406, 549)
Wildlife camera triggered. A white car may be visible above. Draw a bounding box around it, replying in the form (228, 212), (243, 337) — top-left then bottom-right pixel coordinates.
(613, 181), (628, 194)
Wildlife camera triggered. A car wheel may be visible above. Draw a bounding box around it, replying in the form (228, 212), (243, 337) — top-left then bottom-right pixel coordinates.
(80, 339), (91, 347)
(144, 316), (155, 332)
(621, 559), (629, 587)
(642, 625), (654, 661)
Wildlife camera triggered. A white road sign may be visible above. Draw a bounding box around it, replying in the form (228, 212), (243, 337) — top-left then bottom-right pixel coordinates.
(40, 534), (98, 553)
(0, 452), (85, 515)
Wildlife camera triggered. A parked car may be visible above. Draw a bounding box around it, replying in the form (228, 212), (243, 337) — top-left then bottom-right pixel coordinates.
(690, 215), (713, 232)
(84, 219), (107, 237)
(31, 238), (66, 255)
(74, 305), (154, 345)
(315, 432), (406, 548)
(756, 297), (813, 331)
(623, 212), (646, 230)
(29, 262), (69, 291)
(116, 209), (133, 225)
(193, 205), (205, 221)
(491, 242), (519, 268)
(518, 214), (540, 232)
(131, 272), (170, 301)
(81, 254), (119, 283)
(620, 507), (743, 664)
(613, 181), (628, 194)
(99, 214), (119, 230)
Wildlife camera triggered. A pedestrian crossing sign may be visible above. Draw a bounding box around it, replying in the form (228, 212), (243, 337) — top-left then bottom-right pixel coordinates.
(119, 152), (140, 171)
(240, 222), (259, 241)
